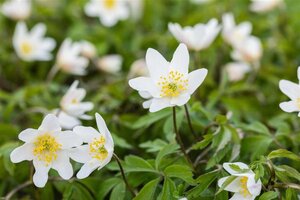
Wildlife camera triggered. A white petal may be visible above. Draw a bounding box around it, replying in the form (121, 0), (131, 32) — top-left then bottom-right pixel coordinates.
(95, 113), (114, 147)
(187, 68), (208, 94)
(39, 114), (61, 132)
(57, 111), (81, 130)
(223, 162), (249, 175)
(56, 130), (82, 149)
(230, 193), (254, 200)
(32, 159), (51, 188)
(138, 91), (152, 99)
(170, 93), (190, 106)
(218, 176), (241, 193)
(10, 143), (34, 163)
(143, 99), (153, 109)
(247, 174), (262, 196)
(170, 43), (189, 75)
(97, 150), (113, 171)
(279, 80), (300, 100)
(52, 151), (73, 180)
(76, 159), (100, 179)
(18, 128), (37, 142)
(128, 77), (160, 97)
(69, 145), (91, 163)
(146, 48), (169, 81)
(30, 23), (46, 39)
(298, 66), (300, 83)
(73, 126), (99, 143)
(279, 101), (299, 113)
(149, 98), (172, 112)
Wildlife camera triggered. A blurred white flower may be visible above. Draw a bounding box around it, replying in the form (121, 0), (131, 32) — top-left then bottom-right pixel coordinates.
(97, 54), (123, 74)
(126, 0), (144, 20)
(224, 62), (251, 82)
(85, 0), (129, 27)
(222, 13), (252, 47)
(250, 0), (284, 13)
(13, 22), (56, 62)
(190, 0), (212, 4)
(80, 40), (96, 59)
(129, 43), (208, 112)
(218, 162), (262, 200)
(10, 114), (82, 188)
(279, 66), (300, 116)
(128, 58), (149, 79)
(168, 19), (221, 51)
(56, 38), (89, 75)
(70, 113), (114, 179)
(1, 0), (31, 21)
(231, 36), (262, 65)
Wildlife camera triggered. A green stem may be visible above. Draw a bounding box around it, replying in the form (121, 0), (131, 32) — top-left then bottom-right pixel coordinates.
(184, 104), (198, 140)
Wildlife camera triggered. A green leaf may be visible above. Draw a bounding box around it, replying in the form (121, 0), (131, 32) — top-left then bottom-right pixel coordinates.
(242, 121), (270, 136)
(215, 115), (227, 125)
(258, 191), (278, 200)
(241, 136), (272, 160)
(228, 164), (249, 173)
(164, 165), (195, 185)
(155, 143), (179, 169)
(125, 155), (157, 173)
(158, 177), (176, 200)
(140, 139), (168, 153)
(132, 109), (170, 129)
(110, 182), (126, 200)
(0, 142), (19, 175)
(217, 176), (237, 194)
(267, 149), (300, 162)
(97, 178), (121, 199)
(277, 165), (300, 182)
(133, 178), (161, 200)
(112, 134), (133, 149)
(192, 134), (213, 150)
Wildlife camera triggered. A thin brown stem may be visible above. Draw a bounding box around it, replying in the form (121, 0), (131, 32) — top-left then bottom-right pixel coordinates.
(266, 159), (275, 190)
(4, 181), (32, 200)
(172, 107), (195, 171)
(273, 183), (300, 191)
(184, 104), (198, 140)
(113, 154), (136, 197)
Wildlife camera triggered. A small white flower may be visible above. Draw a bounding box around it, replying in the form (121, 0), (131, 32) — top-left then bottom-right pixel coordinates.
(279, 66), (300, 116)
(97, 54), (123, 74)
(218, 162), (262, 200)
(80, 40), (97, 59)
(56, 38), (89, 75)
(129, 43), (208, 112)
(10, 114), (82, 188)
(250, 0), (284, 13)
(1, 0), (31, 21)
(168, 19), (221, 51)
(13, 22), (56, 62)
(224, 62), (251, 82)
(127, 58), (149, 79)
(222, 13), (252, 47)
(84, 0), (129, 27)
(231, 36), (262, 65)
(70, 113), (114, 179)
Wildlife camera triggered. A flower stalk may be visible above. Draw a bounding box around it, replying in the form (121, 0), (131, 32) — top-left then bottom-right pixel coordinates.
(184, 104), (198, 140)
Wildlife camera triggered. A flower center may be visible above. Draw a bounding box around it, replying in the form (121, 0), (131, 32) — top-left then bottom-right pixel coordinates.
(71, 98), (78, 104)
(103, 0), (116, 9)
(240, 176), (251, 197)
(33, 134), (62, 165)
(89, 136), (108, 160)
(20, 41), (32, 55)
(158, 70), (188, 97)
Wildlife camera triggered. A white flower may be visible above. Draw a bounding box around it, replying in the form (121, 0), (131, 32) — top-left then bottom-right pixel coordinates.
(128, 58), (149, 79)
(168, 19), (221, 51)
(10, 114), (83, 188)
(13, 22), (56, 62)
(70, 113), (114, 179)
(224, 62), (251, 82)
(97, 54), (123, 74)
(1, 0), (31, 21)
(80, 40), (96, 59)
(279, 66), (300, 116)
(218, 162), (262, 200)
(84, 0), (129, 27)
(56, 38), (89, 75)
(250, 0), (284, 13)
(129, 43), (208, 112)
(231, 36), (262, 65)
(222, 13), (252, 47)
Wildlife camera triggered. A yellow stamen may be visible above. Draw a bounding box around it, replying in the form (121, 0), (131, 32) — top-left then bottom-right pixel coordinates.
(89, 136), (108, 160)
(158, 70), (188, 97)
(240, 176), (251, 197)
(71, 98), (78, 104)
(33, 133), (62, 165)
(103, 0), (116, 9)
(21, 42), (32, 55)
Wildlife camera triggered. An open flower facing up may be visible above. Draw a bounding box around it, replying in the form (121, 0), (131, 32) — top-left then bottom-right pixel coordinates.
(250, 0), (284, 13)
(84, 0), (129, 27)
(55, 38), (89, 75)
(129, 43), (208, 112)
(96, 54), (123, 74)
(10, 114), (82, 187)
(13, 22), (56, 62)
(224, 62), (251, 82)
(79, 40), (96, 59)
(1, 0), (31, 21)
(70, 113), (114, 179)
(279, 66), (300, 116)
(57, 81), (94, 129)
(168, 19), (221, 51)
(222, 13), (252, 47)
(218, 162), (262, 200)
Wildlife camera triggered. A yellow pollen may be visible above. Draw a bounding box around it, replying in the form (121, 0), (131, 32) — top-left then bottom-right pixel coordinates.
(240, 177), (250, 197)
(21, 42), (32, 55)
(157, 70), (188, 97)
(33, 134), (62, 165)
(103, 0), (116, 9)
(89, 136), (108, 160)
(71, 98), (78, 104)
